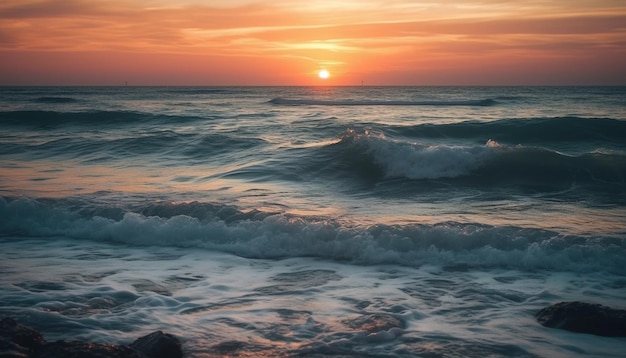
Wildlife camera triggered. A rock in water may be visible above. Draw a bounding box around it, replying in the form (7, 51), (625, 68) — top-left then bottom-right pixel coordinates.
(130, 331), (183, 358)
(0, 317), (45, 357)
(342, 313), (405, 333)
(1, 317), (183, 358)
(536, 301), (626, 337)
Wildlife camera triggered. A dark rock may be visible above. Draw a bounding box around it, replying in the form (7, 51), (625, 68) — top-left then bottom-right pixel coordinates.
(0, 317), (45, 357)
(34, 341), (143, 358)
(130, 331), (183, 358)
(0, 317), (183, 358)
(536, 301), (626, 337)
(342, 313), (405, 333)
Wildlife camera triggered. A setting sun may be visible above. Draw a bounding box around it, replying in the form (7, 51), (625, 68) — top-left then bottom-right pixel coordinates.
(318, 69), (330, 79)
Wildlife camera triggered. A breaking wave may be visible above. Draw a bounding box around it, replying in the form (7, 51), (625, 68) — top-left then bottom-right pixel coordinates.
(323, 130), (626, 188)
(2, 197), (624, 274)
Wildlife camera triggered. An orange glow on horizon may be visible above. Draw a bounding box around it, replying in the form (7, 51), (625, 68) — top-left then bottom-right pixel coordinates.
(0, 0), (625, 85)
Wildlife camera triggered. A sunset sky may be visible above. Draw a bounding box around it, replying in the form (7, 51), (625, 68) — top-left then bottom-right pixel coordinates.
(1, 0), (625, 86)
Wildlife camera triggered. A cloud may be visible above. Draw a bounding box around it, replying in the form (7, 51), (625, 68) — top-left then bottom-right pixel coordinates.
(0, 0), (624, 85)
(1, 1), (624, 51)
(0, 0), (102, 18)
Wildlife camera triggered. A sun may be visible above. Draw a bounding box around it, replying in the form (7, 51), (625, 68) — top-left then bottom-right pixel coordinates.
(318, 69), (330, 79)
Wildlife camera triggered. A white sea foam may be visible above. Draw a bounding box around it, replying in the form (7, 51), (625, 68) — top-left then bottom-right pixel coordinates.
(2, 197), (623, 274)
(343, 129), (495, 179)
(1, 237), (625, 357)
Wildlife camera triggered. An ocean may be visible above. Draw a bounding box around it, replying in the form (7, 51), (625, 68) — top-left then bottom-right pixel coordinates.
(1, 86), (625, 357)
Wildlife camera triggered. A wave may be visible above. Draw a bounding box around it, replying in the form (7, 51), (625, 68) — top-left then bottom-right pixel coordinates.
(269, 97), (497, 106)
(0, 110), (200, 129)
(0, 130), (267, 163)
(315, 130), (626, 190)
(1, 197), (624, 274)
(391, 117), (626, 145)
(33, 97), (78, 103)
(328, 129), (489, 180)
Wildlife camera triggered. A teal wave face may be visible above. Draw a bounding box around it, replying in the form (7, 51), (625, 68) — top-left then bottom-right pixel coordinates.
(301, 129), (626, 190)
(2, 197), (624, 274)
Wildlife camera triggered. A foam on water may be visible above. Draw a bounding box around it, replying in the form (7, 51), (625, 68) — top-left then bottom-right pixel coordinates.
(1, 237), (625, 357)
(324, 129), (626, 197)
(2, 197), (624, 275)
(337, 129), (494, 179)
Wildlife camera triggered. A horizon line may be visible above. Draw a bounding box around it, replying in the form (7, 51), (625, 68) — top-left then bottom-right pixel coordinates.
(2, 84), (625, 88)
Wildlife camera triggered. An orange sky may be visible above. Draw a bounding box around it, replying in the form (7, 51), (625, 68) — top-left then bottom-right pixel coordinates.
(1, 0), (625, 85)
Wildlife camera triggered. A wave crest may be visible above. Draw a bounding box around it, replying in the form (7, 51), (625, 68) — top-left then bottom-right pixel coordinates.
(337, 129), (491, 179)
(1, 197), (624, 273)
(326, 130), (626, 189)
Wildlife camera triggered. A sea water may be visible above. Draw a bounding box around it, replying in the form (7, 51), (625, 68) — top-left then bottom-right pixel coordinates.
(1, 86), (625, 357)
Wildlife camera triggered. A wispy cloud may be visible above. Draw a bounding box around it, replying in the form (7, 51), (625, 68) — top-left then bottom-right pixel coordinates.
(1, 0), (624, 84)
